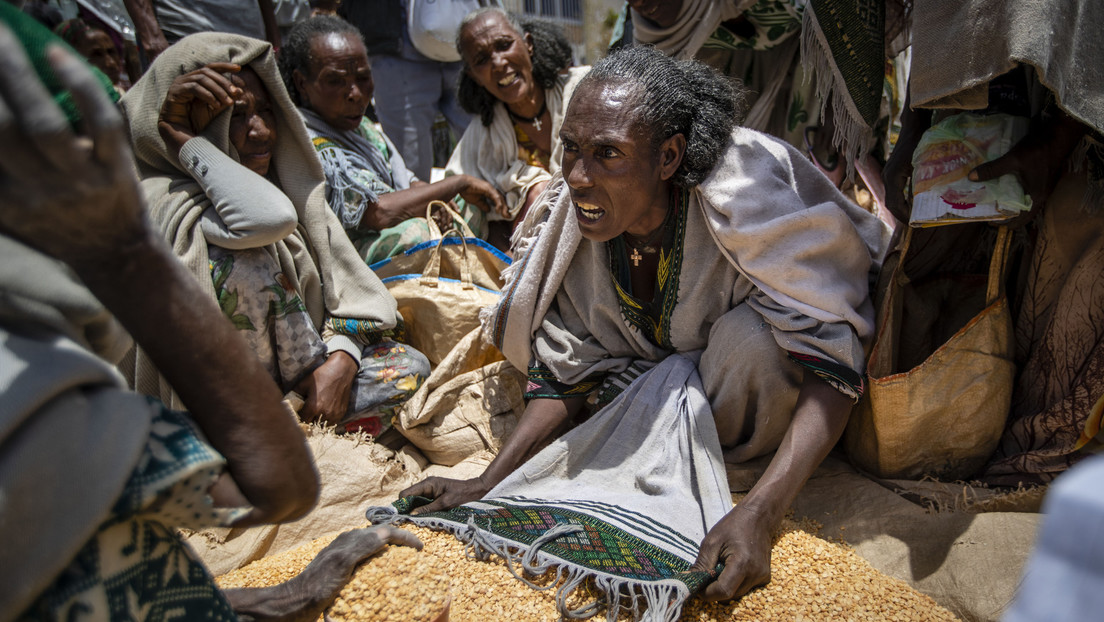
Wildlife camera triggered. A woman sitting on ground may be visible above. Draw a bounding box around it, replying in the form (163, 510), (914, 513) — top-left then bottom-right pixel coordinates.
(278, 16), (507, 264)
(121, 32), (430, 436)
(406, 46), (890, 600)
(445, 8), (588, 248)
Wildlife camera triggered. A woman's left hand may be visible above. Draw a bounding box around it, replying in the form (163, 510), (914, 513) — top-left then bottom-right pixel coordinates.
(458, 175), (509, 218)
(294, 351), (358, 426)
(157, 62), (242, 159)
(690, 504), (773, 601)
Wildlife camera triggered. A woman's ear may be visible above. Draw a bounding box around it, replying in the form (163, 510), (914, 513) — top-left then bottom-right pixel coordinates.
(292, 69), (308, 105)
(525, 31), (534, 56)
(658, 133), (687, 181)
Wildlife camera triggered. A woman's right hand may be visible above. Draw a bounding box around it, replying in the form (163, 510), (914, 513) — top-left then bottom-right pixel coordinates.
(399, 475), (492, 515)
(158, 62), (242, 159)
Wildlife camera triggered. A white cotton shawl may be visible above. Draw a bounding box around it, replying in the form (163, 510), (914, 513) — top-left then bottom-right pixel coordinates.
(444, 66), (590, 219)
(630, 0), (753, 60)
(119, 32), (399, 406)
(482, 127), (890, 379)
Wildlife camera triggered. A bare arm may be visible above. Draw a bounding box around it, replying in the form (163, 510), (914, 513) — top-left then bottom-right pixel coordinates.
(257, 0), (282, 49)
(691, 373), (852, 600)
(121, 0), (170, 61)
(363, 174), (508, 231)
(401, 396), (586, 514)
(0, 34), (318, 527)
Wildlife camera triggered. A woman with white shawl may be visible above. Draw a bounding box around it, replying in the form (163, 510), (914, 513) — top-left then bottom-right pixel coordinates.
(120, 32), (430, 436)
(402, 46), (890, 603)
(445, 8), (589, 249)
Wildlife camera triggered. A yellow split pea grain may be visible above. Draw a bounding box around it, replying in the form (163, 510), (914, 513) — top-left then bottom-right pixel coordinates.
(217, 520), (960, 621)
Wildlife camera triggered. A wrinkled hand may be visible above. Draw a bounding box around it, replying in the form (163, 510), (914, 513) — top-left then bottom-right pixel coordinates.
(969, 112), (1088, 217)
(158, 62), (241, 159)
(294, 351), (358, 427)
(223, 525), (423, 621)
(399, 475), (492, 515)
(690, 505), (773, 601)
(0, 27), (146, 265)
(458, 175), (509, 218)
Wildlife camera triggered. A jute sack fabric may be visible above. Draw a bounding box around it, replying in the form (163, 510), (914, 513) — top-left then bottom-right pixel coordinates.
(394, 326), (525, 466)
(846, 226), (1014, 480)
(370, 201), (509, 366)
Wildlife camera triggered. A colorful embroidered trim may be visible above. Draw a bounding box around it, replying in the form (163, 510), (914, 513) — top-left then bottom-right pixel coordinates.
(788, 351), (864, 401)
(526, 361), (603, 399)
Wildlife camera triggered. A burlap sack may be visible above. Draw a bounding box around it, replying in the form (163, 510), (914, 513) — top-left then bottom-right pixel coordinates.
(395, 327), (526, 466)
(846, 227), (1015, 480)
(371, 201), (510, 366)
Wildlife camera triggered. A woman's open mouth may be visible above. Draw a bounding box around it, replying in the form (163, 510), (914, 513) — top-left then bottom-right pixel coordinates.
(497, 72), (519, 87)
(575, 202), (605, 223)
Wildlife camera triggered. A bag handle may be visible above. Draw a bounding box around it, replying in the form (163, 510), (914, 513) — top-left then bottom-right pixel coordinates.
(986, 226), (1012, 306)
(425, 199), (477, 240)
(418, 219), (476, 291)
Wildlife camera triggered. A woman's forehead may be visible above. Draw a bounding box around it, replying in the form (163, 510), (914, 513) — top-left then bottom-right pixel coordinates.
(462, 13), (520, 44)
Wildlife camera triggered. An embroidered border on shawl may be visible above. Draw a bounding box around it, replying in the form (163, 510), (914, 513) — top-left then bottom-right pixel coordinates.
(526, 361), (603, 399)
(607, 187), (689, 350)
(326, 317), (403, 345)
(788, 350), (864, 401)
(382, 494), (721, 596)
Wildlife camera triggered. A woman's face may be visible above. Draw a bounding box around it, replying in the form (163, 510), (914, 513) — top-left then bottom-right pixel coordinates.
(77, 28), (122, 82)
(559, 80), (685, 242)
(293, 32), (373, 132)
(627, 0), (684, 28)
(459, 12), (536, 106)
(228, 68), (278, 176)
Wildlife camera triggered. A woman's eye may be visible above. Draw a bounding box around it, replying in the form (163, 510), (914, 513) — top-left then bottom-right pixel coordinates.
(599, 147), (618, 159)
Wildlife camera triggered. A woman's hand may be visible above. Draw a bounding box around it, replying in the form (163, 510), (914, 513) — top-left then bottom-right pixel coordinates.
(294, 351), (358, 427)
(158, 62), (242, 159)
(0, 36), (144, 264)
(457, 175), (509, 218)
(691, 504), (773, 601)
(399, 475), (493, 515)
(969, 110), (1088, 215)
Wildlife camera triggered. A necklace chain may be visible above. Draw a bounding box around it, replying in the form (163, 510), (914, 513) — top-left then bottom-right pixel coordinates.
(507, 99), (548, 131)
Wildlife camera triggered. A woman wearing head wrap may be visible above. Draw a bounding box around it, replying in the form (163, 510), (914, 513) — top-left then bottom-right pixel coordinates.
(120, 32), (429, 435)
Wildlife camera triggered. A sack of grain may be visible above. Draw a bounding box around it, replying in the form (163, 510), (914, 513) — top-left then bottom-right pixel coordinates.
(393, 327), (525, 466)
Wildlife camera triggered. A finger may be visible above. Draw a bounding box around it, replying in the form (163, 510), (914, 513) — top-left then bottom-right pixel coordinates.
(968, 154), (1015, 183)
(410, 496), (450, 516)
(399, 479), (439, 500)
(378, 526), (424, 550)
(702, 565), (745, 602)
(46, 46), (125, 168)
(0, 25), (76, 172)
(191, 70), (238, 105)
(733, 567), (769, 599)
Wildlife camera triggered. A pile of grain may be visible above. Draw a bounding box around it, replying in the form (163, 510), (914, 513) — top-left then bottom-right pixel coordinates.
(217, 520), (960, 621)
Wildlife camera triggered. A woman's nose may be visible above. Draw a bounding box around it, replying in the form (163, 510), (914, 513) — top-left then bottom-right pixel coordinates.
(565, 158), (593, 189)
(249, 115), (273, 140)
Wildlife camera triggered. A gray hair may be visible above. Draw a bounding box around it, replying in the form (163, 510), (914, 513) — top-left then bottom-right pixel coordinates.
(579, 45), (746, 188)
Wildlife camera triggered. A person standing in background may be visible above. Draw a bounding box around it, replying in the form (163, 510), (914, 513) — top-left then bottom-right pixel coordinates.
(338, 0), (477, 181)
(121, 0), (280, 63)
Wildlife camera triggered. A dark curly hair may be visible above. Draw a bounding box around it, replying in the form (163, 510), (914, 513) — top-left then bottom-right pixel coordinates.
(277, 15), (363, 107)
(456, 8), (573, 127)
(579, 45), (747, 188)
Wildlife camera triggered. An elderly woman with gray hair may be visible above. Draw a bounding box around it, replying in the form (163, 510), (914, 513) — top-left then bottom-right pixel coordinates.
(400, 45), (890, 606)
